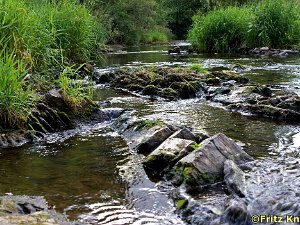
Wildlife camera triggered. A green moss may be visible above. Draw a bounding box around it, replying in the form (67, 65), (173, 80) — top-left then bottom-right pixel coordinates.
(161, 87), (178, 99)
(135, 119), (165, 129)
(176, 199), (188, 209)
(142, 85), (160, 95)
(188, 64), (208, 73)
(179, 82), (202, 99)
(191, 143), (202, 151)
(126, 84), (144, 91)
(203, 77), (221, 85)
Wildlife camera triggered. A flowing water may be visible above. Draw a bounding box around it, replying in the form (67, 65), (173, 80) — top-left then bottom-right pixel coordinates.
(0, 42), (300, 224)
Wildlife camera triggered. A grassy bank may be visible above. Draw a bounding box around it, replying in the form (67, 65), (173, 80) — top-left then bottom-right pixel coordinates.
(188, 0), (300, 52)
(0, 0), (104, 130)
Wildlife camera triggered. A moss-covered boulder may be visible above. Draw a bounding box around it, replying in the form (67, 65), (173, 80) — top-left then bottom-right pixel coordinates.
(203, 70), (249, 84)
(227, 103), (300, 121)
(142, 85), (160, 96)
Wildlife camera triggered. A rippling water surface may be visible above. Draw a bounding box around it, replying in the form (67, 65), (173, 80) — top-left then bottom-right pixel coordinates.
(0, 43), (300, 224)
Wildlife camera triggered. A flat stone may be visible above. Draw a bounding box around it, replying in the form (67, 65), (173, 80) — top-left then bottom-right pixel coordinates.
(136, 126), (175, 154)
(143, 137), (196, 174)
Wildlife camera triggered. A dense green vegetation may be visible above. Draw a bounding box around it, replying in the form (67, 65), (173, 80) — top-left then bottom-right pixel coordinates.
(0, 51), (35, 129)
(0, 0), (103, 130)
(188, 6), (252, 52)
(189, 0), (300, 52)
(248, 0), (300, 48)
(83, 0), (170, 44)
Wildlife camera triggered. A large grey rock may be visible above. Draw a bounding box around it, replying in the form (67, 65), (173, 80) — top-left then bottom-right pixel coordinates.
(169, 128), (198, 142)
(45, 89), (70, 112)
(171, 133), (253, 187)
(224, 160), (246, 198)
(143, 137), (196, 174)
(136, 126), (175, 154)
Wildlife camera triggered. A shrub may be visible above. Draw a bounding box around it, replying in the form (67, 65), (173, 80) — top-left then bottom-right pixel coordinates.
(248, 0), (300, 48)
(0, 51), (35, 129)
(188, 6), (253, 53)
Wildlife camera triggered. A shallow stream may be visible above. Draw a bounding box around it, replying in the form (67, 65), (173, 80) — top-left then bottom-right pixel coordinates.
(0, 42), (300, 224)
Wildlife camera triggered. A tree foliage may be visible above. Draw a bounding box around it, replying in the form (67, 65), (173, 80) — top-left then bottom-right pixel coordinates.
(83, 0), (169, 44)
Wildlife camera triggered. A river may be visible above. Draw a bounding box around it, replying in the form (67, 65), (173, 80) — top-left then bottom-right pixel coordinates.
(0, 42), (300, 224)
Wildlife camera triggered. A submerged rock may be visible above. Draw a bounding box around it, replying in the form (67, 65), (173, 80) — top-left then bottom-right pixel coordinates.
(249, 48), (299, 57)
(0, 130), (44, 149)
(168, 46), (181, 54)
(228, 103), (300, 121)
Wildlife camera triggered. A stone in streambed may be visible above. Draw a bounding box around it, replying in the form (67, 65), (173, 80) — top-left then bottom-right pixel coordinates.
(205, 70), (249, 84)
(227, 103), (300, 121)
(277, 96), (300, 112)
(45, 89), (70, 112)
(0, 195), (84, 225)
(171, 133), (252, 187)
(143, 137), (196, 175)
(169, 128), (198, 142)
(136, 126), (175, 154)
(224, 160), (246, 198)
(142, 128), (205, 174)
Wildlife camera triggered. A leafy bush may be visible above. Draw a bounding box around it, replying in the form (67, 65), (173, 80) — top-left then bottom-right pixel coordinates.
(188, 6), (252, 53)
(0, 51), (35, 129)
(248, 0), (300, 48)
(85, 0), (169, 44)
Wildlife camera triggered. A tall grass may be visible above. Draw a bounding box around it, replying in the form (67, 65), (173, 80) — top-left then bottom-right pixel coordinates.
(0, 0), (105, 72)
(188, 6), (252, 53)
(56, 66), (92, 111)
(248, 0), (300, 48)
(0, 0), (105, 129)
(0, 50), (35, 130)
(188, 0), (300, 52)
(37, 1), (104, 62)
(0, 1), (30, 60)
